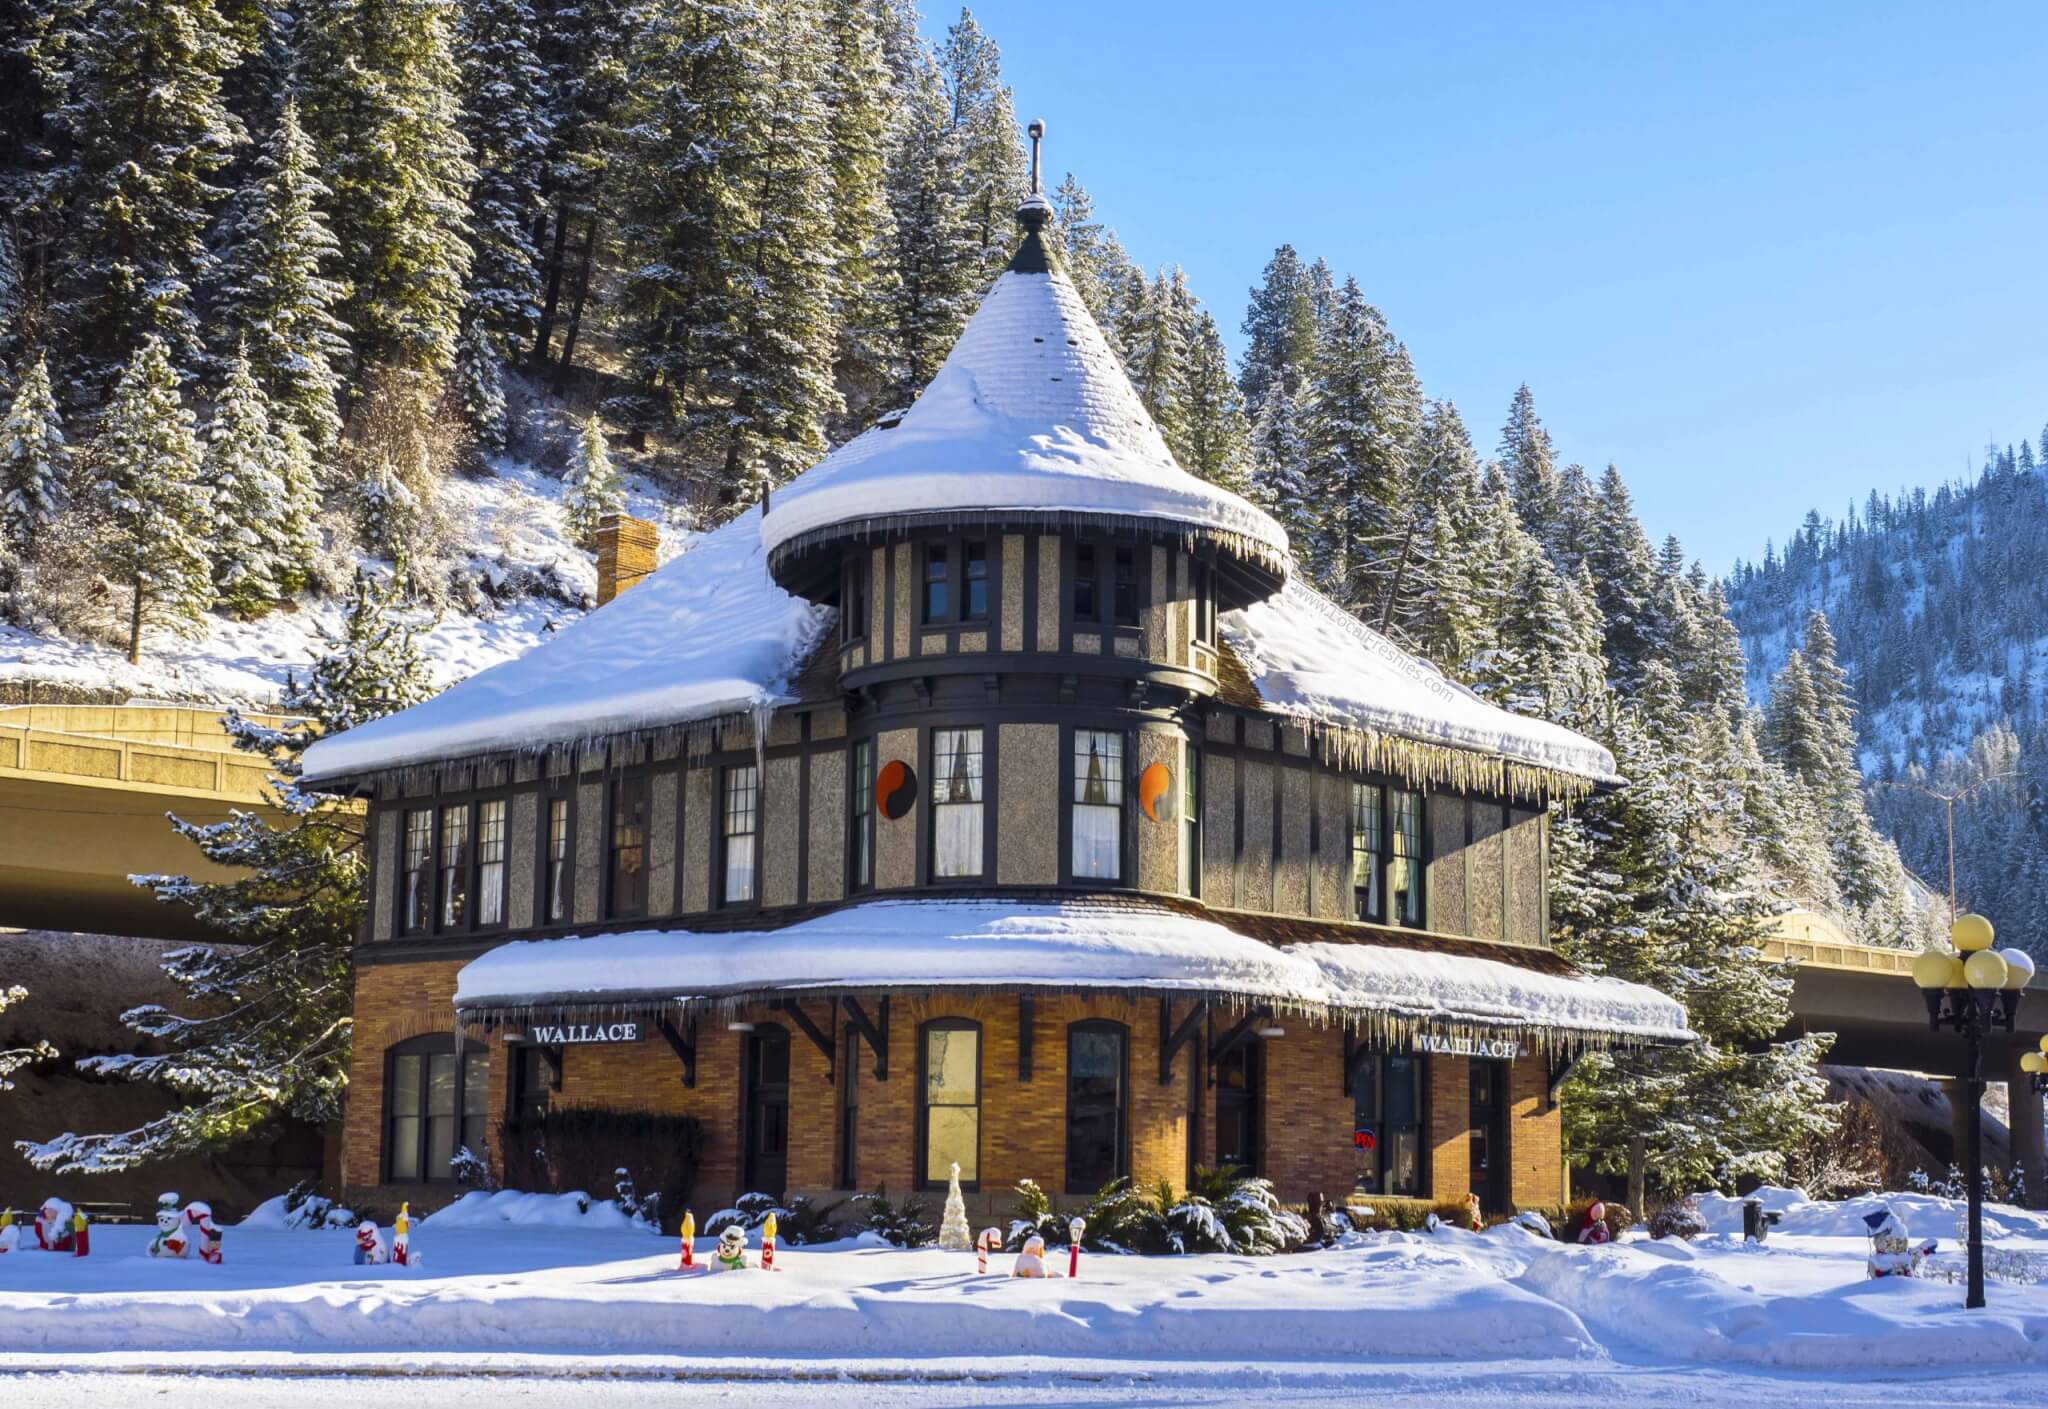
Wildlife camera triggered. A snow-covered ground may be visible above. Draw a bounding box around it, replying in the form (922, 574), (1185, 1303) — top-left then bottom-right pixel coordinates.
(4, 1187), (2048, 1389)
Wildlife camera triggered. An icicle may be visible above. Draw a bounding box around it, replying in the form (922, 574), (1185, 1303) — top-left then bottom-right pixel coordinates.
(749, 697), (774, 783)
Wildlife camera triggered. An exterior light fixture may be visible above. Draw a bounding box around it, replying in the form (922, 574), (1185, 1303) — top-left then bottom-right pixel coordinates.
(1255, 1026), (1286, 1039)
(726, 1021), (757, 1033)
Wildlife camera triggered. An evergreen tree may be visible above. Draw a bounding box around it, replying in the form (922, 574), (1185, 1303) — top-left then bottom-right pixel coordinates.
(96, 337), (213, 663)
(457, 0), (550, 354)
(1247, 379), (1312, 560)
(820, 0), (902, 421)
(1584, 463), (1663, 684)
(1050, 172), (1139, 330)
(273, 421), (321, 597)
(1499, 383), (1560, 545)
(562, 410), (621, 546)
(298, 0), (475, 378)
(0, 982), (55, 1092)
(1238, 243), (1315, 407)
(51, 0), (239, 397)
(528, 0), (627, 374)
(939, 8), (1024, 281)
(882, 48), (977, 404)
(453, 312), (508, 454)
(16, 571), (431, 1173)
(1125, 267), (1190, 452)
(0, 351), (67, 557)
(210, 99), (353, 454)
(203, 346), (291, 615)
(1177, 310), (1250, 492)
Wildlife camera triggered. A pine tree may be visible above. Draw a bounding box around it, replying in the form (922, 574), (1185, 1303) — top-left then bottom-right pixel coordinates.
(1385, 399), (1480, 650)
(203, 346), (291, 615)
(1499, 384), (1560, 545)
(298, 0), (475, 378)
(562, 411), (621, 546)
(0, 983), (55, 1092)
(51, 0), (239, 397)
(939, 8), (1024, 282)
(273, 421), (321, 597)
(526, 0), (628, 377)
(457, 0), (550, 354)
(1050, 172), (1138, 330)
(15, 571), (431, 1174)
(1584, 464), (1663, 684)
(1125, 268), (1190, 452)
(820, 0), (902, 422)
(453, 312), (509, 454)
(210, 99), (353, 454)
(882, 49), (977, 404)
(97, 337), (213, 663)
(1247, 380), (1312, 559)
(1177, 311), (1250, 492)
(0, 351), (67, 557)
(1239, 243), (1315, 407)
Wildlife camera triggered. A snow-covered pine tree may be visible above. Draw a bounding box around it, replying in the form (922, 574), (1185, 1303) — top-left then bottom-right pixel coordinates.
(1499, 383), (1561, 547)
(882, 47), (977, 405)
(210, 98), (353, 454)
(527, 0), (628, 375)
(1177, 311), (1250, 492)
(453, 311), (509, 455)
(0, 351), (67, 558)
(0, 224), (22, 346)
(457, 0), (550, 355)
(0, 980), (56, 1090)
(96, 337), (213, 663)
(1383, 398), (1480, 652)
(1238, 244), (1317, 408)
(49, 0), (238, 399)
(15, 570), (432, 1174)
(1247, 380), (1312, 558)
(1583, 463), (1664, 685)
(820, 0), (903, 422)
(939, 8), (1025, 282)
(297, 0), (475, 379)
(1125, 267), (1190, 453)
(1050, 173), (1139, 331)
(273, 420), (321, 598)
(1300, 275), (1419, 611)
(203, 345), (292, 615)
(562, 411), (622, 547)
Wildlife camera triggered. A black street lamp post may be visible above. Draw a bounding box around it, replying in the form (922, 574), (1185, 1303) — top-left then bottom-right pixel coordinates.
(1912, 914), (2034, 1311)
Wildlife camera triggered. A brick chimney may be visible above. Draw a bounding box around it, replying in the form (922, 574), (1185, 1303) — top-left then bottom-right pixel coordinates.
(594, 512), (660, 606)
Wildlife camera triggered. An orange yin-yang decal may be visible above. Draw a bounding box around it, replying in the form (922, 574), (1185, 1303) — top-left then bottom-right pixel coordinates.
(1138, 761), (1173, 822)
(876, 759), (917, 820)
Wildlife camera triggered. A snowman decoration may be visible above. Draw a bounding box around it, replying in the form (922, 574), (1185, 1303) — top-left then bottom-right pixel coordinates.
(714, 1224), (749, 1271)
(354, 1220), (390, 1265)
(1011, 1233), (1048, 1278)
(1864, 1206), (1937, 1279)
(149, 1193), (191, 1258)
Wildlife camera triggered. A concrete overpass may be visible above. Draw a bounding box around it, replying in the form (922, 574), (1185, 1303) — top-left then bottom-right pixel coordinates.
(1767, 911), (2048, 1199)
(0, 703), (296, 941)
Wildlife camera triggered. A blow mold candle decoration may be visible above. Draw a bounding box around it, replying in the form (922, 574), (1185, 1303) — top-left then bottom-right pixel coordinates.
(71, 1208), (90, 1257)
(760, 1211), (778, 1271)
(976, 1226), (1000, 1273)
(392, 1201), (418, 1267)
(677, 1208), (697, 1271)
(0, 1210), (17, 1254)
(184, 1201), (221, 1264)
(1067, 1216), (1084, 1278)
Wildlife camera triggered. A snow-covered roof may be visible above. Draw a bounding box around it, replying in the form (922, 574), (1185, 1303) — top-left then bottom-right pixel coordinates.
(757, 257), (1288, 572)
(300, 505), (832, 785)
(450, 898), (1692, 1048)
(1224, 579), (1621, 790)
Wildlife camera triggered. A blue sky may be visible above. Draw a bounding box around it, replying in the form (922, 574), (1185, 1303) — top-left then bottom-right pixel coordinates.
(929, 2), (2048, 573)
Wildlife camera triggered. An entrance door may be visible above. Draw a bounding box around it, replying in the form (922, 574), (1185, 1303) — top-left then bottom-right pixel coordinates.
(744, 1026), (790, 1194)
(1214, 1041), (1261, 1174)
(1468, 1059), (1508, 1215)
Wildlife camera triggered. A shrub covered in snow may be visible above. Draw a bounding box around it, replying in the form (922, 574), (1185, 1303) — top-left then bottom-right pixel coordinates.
(496, 1108), (703, 1234)
(1006, 1170), (1309, 1256)
(704, 1191), (844, 1245)
(853, 1185), (934, 1247)
(1648, 1195), (1706, 1241)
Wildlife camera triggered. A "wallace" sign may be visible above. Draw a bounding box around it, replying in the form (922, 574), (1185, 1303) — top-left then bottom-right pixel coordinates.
(525, 1021), (644, 1045)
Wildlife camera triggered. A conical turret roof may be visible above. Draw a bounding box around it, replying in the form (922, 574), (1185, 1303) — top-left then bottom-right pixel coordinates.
(760, 212), (1288, 598)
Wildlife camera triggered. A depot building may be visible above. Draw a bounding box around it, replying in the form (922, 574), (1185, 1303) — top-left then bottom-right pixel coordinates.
(303, 150), (1690, 1221)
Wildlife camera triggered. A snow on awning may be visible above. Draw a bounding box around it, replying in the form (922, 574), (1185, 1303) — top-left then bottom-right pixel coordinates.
(301, 505), (833, 785)
(1223, 578), (1621, 794)
(449, 899), (1692, 1050)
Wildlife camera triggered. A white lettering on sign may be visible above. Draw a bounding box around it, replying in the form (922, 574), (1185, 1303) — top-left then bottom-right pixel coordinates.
(525, 1021), (644, 1045)
(1414, 1034), (1526, 1060)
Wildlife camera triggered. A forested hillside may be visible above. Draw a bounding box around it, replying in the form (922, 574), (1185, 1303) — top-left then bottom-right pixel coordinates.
(1727, 443), (2048, 949)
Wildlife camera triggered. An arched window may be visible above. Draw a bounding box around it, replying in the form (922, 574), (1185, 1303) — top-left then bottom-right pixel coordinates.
(918, 1019), (981, 1189)
(1065, 1020), (1127, 1192)
(384, 1035), (487, 1183)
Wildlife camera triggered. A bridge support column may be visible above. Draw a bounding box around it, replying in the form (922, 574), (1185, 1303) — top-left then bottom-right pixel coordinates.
(2005, 1049), (2046, 1210)
(1941, 1077), (1975, 1174)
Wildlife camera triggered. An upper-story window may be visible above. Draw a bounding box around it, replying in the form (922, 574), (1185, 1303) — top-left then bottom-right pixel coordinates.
(608, 774), (649, 918)
(438, 803), (470, 929)
(850, 739), (874, 891)
(963, 540), (989, 620)
(399, 800), (509, 938)
(1073, 544), (1098, 620)
(1193, 562), (1216, 645)
(931, 728), (984, 879)
(723, 764), (759, 904)
(1180, 743), (1202, 897)
(402, 809), (433, 935)
(844, 558), (868, 643)
(1350, 783), (1383, 922)
(476, 799), (508, 927)
(1112, 546), (1139, 625)
(1390, 788), (1424, 926)
(1072, 729), (1124, 881)
(923, 544), (949, 622)
(544, 795), (570, 922)
(1352, 783), (1425, 927)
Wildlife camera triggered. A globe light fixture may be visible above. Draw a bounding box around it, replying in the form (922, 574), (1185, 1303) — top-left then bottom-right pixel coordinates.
(1953, 913), (1997, 952)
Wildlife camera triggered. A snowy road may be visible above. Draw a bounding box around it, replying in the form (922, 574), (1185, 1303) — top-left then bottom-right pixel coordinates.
(15, 1364), (2048, 1409)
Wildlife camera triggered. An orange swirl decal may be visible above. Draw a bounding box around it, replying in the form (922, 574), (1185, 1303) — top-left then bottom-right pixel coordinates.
(876, 759), (917, 820)
(1138, 761), (1173, 822)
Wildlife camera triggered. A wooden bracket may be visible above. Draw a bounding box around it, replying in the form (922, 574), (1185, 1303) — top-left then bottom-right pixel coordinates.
(1207, 1006), (1273, 1077)
(774, 999), (835, 1080)
(841, 996), (888, 1080)
(1018, 996), (1035, 1081)
(1341, 1027), (1377, 1096)
(539, 1044), (564, 1093)
(1547, 1050), (1583, 1107)
(1160, 998), (1207, 1085)
(656, 1014), (697, 1089)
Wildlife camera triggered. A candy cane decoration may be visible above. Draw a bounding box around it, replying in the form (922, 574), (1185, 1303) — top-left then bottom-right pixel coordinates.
(1067, 1217), (1084, 1279)
(678, 1209), (697, 1271)
(760, 1211), (777, 1271)
(977, 1226), (1000, 1273)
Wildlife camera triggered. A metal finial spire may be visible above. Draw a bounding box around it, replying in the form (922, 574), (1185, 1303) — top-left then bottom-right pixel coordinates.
(1027, 119), (1045, 196)
(1016, 118), (1051, 236)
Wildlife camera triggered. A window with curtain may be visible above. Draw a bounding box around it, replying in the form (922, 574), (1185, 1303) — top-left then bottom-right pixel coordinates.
(1352, 1051), (1423, 1195)
(1390, 789), (1423, 926)
(1072, 730), (1124, 880)
(923, 544), (949, 621)
(850, 740), (874, 890)
(931, 728), (984, 878)
(385, 1038), (488, 1183)
(963, 540), (989, 620)
(921, 1021), (980, 1186)
(609, 774), (649, 918)
(476, 799), (507, 927)
(1180, 743), (1201, 896)
(438, 803), (470, 930)
(544, 796), (569, 922)
(1113, 545), (1139, 625)
(402, 809), (432, 934)
(1065, 1021), (1127, 1192)
(1351, 783), (1383, 922)
(723, 765), (759, 903)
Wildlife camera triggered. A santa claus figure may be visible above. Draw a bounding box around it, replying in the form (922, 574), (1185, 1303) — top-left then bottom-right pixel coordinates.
(714, 1224), (749, 1270)
(34, 1198), (75, 1252)
(1864, 1207), (1936, 1279)
(149, 1194), (191, 1258)
(1576, 1202), (1613, 1244)
(1011, 1234), (1048, 1278)
(354, 1221), (390, 1265)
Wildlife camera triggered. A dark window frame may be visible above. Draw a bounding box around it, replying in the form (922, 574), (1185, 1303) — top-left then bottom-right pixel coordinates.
(922, 541), (951, 623)
(382, 1034), (488, 1184)
(392, 785), (516, 941)
(719, 761), (762, 908)
(1068, 535), (1148, 635)
(605, 771), (652, 920)
(1181, 741), (1202, 898)
(1350, 782), (1385, 923)
(1351, 1049), (1428, 1197)
(928, 724), (988, 882)
(541, 789), (573, 925)
(1064, 1019), (1130, 1193)
(849, 738), (875, 893)
(1065, 724), (1131, 886)
(507, 1042), (556, 1127)
(916, 1017), (983, 1192)
(844, 555), (869, 644)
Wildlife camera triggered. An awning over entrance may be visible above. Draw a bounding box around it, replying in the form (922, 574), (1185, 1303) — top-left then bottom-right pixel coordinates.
(450, 898), (1692, 1052)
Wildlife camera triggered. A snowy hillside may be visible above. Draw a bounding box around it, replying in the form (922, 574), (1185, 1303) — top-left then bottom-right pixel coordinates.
(0, 462), (691, 710)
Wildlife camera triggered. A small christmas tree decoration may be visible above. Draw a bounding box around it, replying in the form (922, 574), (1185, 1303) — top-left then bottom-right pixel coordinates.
(71, 1210), (90, 1257)
(1011, 1234), (1047, 1278)
(678, 1209), (697, 1271)
(977, 1226), (1000, 1273)
(0, 1211), (17, 1254)
(1067, 1216), (1084, 1278)
(760, 1211), (777, 1271)
(938, 1161), (972, 1250)
(715, 1225), (748, 1270)
(354, 1221), (389, 1265)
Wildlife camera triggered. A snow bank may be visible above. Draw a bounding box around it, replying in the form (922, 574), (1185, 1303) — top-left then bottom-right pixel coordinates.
(421, 1191), (649, 1231)
(450, 897), (1691, 1045)
(302, 504), (832, 782)
(1224, 578), (1620, 785)
(759, 266), (1286, 564)
(1695, 1186), (2048, 1242)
